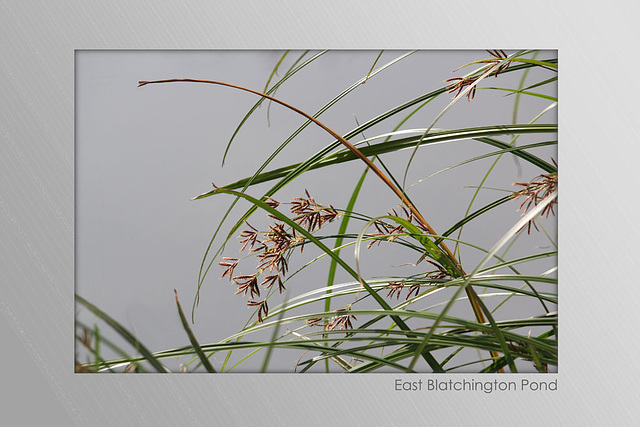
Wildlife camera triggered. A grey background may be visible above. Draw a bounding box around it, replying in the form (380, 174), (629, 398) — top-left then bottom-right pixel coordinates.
(75, 49), (556, 373)
(1, 0), (639, 425)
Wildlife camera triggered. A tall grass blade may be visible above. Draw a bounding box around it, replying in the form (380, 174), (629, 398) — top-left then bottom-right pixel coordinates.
(75, 295), (168, 373)
(174, 289), (216, 373)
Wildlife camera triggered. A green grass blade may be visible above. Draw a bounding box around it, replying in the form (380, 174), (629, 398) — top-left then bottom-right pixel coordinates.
(323, 163), (370, 371)
(512, 51), (540, 126)
(260, 289), (290, 373)
(193, 124), (557, 197)
(174, 289), (216, 373)
(480, 87), (557, 102)
(265, 51), (311, 125)
(75, 320), (140, 368)
(409, 140), (557, 189)
(221, 50), (324, 166)
(363, 50), (383, 84)
(262, 50), (290, 94)
(75, 295), (168, 373)
(510, 58), (558, 70)
(326, 167), (369, 308)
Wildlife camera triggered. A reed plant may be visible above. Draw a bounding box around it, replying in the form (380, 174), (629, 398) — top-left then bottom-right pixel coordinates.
(76, 50), (557, 373)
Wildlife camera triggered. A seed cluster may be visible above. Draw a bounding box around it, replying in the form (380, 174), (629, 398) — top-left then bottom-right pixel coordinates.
(385, 260), (451, 300)
(306, 307), (358, 331)
(219, 195), (460, 326)
(512, 167), (558, 233)
(446, 50), (514, 101)
(219, 191), (340, 322)
(367, 205), (429, 249)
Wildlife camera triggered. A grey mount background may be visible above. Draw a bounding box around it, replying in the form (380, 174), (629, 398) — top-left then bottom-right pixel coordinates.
(1, 1), (639, 425)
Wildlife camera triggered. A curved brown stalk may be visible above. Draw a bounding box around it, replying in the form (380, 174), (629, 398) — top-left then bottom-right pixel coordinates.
(138, 78), (493, 354)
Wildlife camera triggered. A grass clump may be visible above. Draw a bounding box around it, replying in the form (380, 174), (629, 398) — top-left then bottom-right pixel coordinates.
(76, 50), (557, 373)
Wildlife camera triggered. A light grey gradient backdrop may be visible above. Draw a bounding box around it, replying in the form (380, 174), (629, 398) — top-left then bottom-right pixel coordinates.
(1, 1), (639, 425)
(75, 49), (557, 373)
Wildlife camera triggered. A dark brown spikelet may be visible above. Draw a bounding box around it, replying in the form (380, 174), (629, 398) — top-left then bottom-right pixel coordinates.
(264, 222), (293, 251)
(326, 307), (357, 331)
(386, 282), (406, 299)
(486, 49), (512, 74)
(247, 299), (269, 323)
(366, 213), (407, 249)
(446, 49), (513, 102)
(264, 197), (280, 208)
(445, 76), (478, 101)
(238, 222), (261, 252)
(385, 281), (422, 300)
(366, 221), (389, 248)
(405, 283), (421, 300)
(257, 245), (289, 276)
(424, 259), (450, 279)
(512, 173), (557, 234)
(219, 257), (239, 280)
(291, 190), (339, 232)
(232, 274), (260, 298)
(306, 317), (324, 327)
(260, 274), (286, 293)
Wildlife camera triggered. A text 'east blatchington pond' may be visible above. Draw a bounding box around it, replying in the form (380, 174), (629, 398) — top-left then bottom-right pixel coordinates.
(394, 378), (557, 393)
